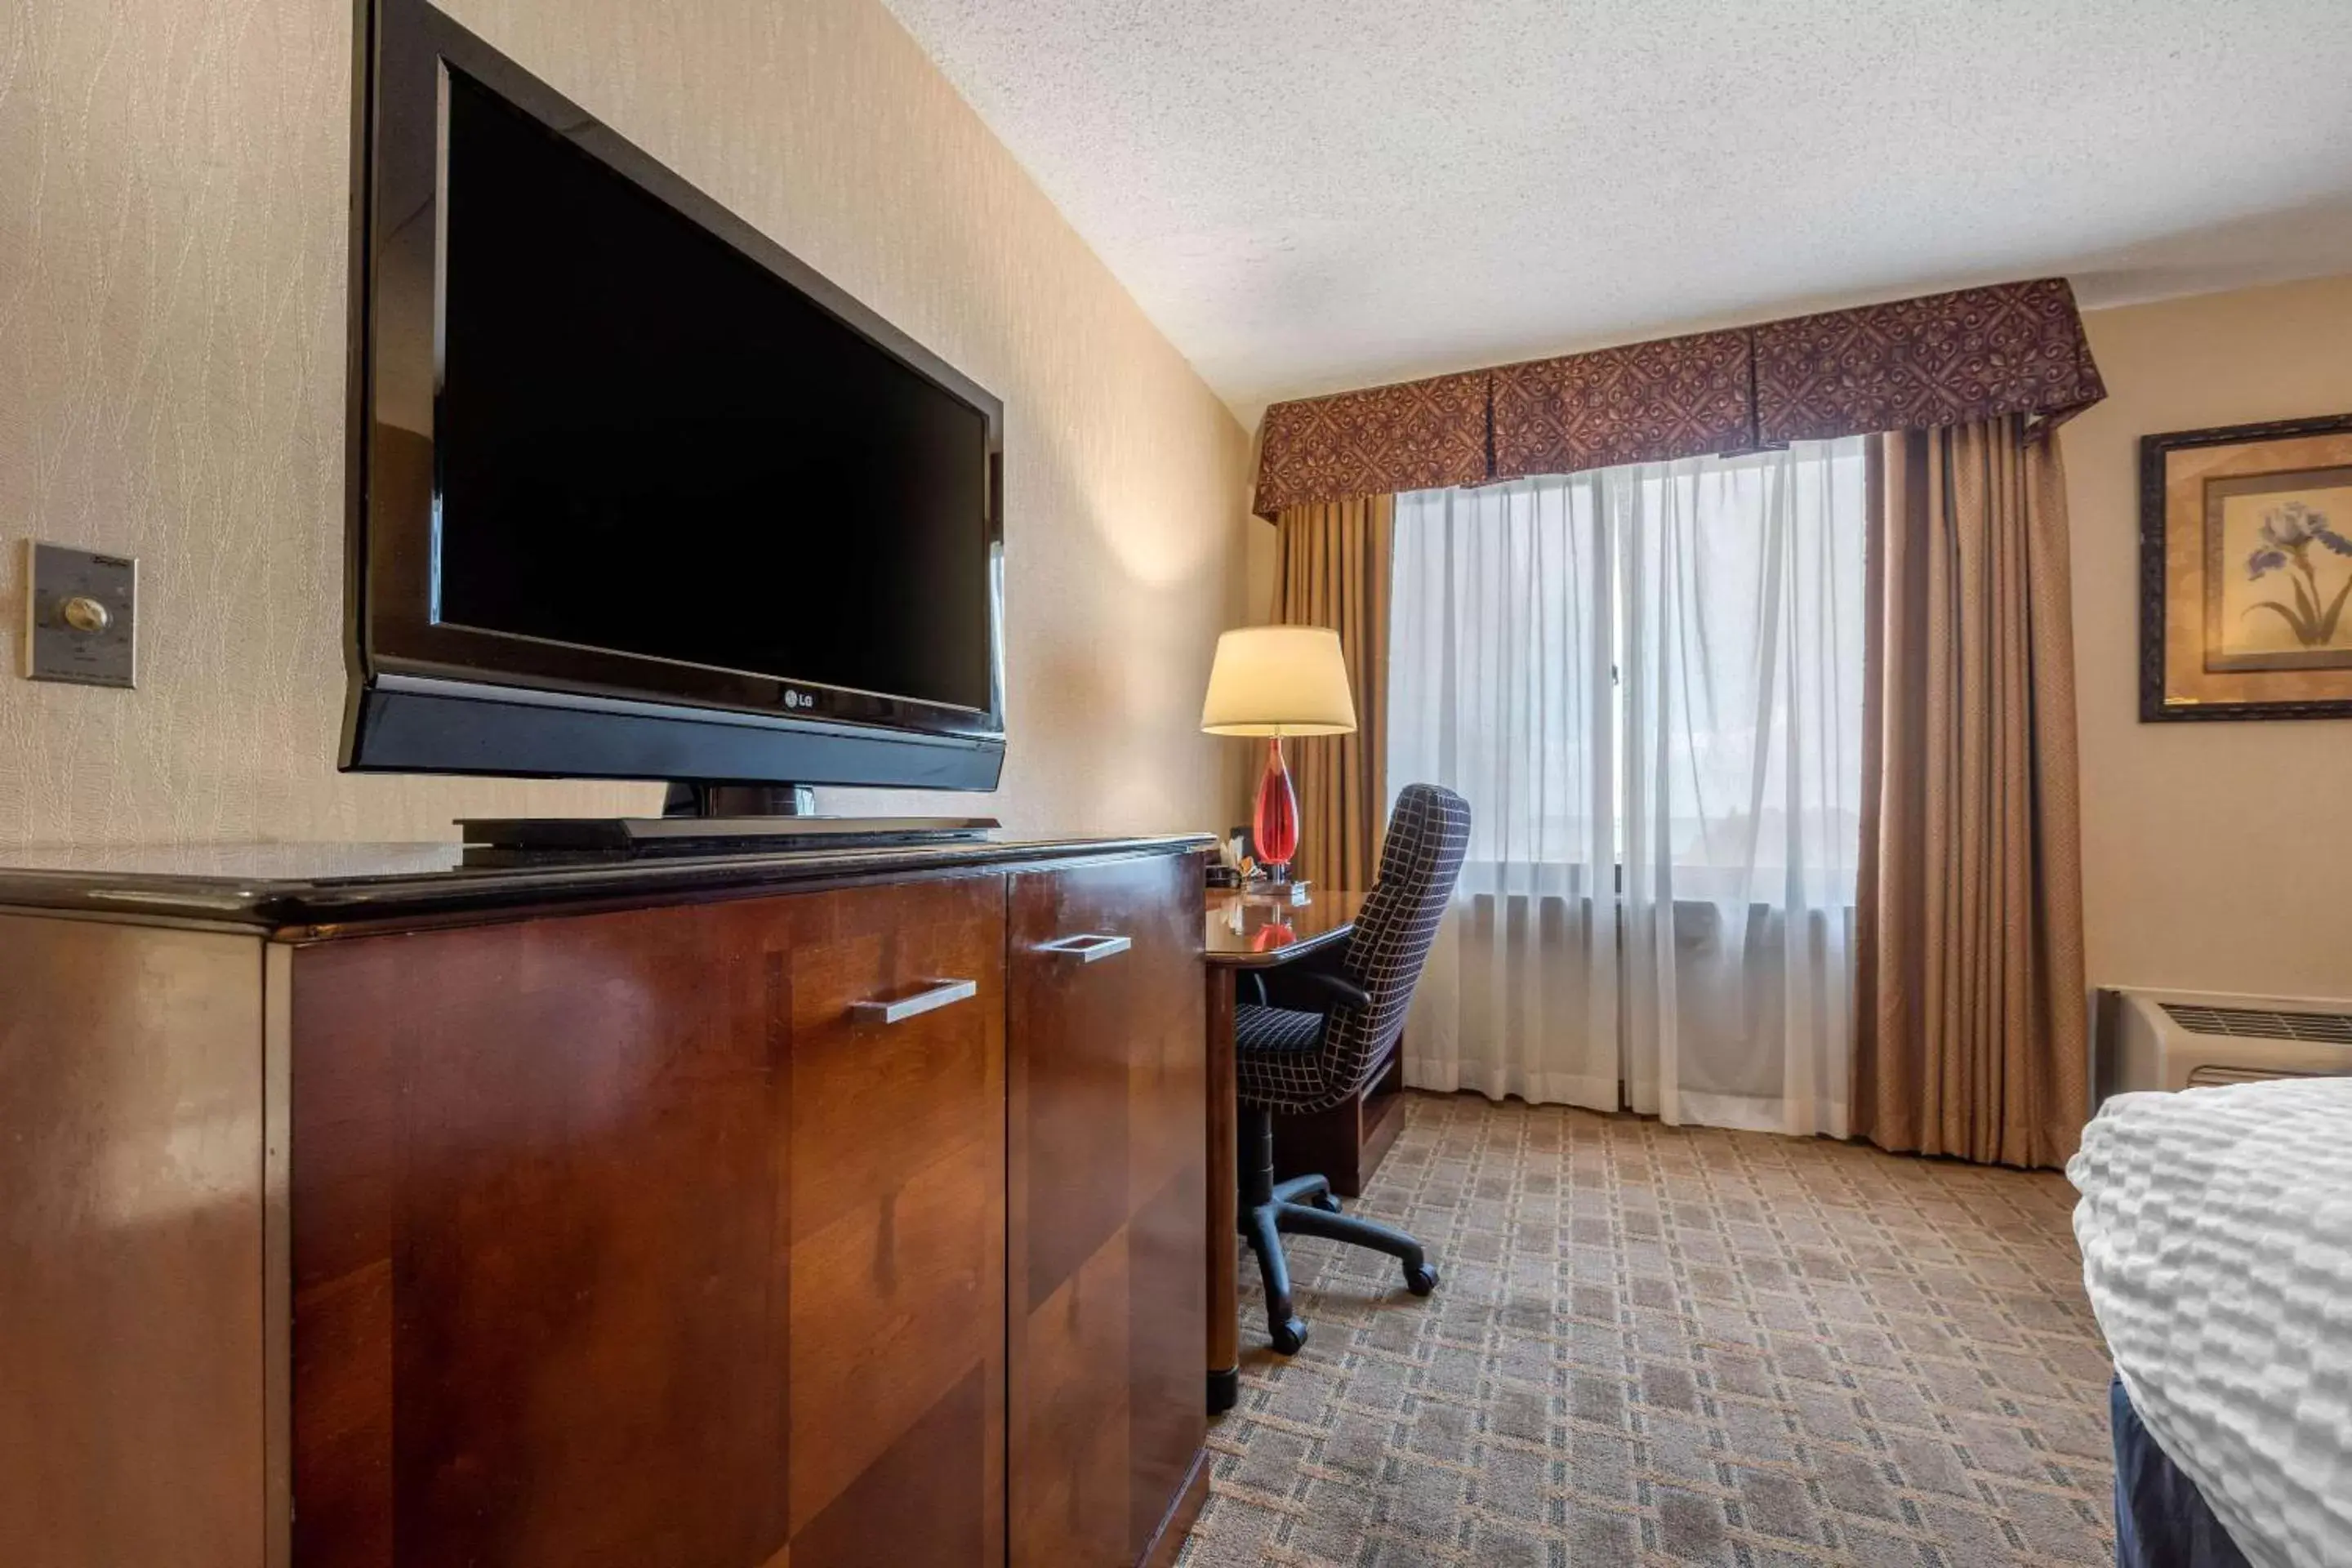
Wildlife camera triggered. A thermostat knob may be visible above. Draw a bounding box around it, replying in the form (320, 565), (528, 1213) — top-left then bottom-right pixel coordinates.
(60, 595), (112, 634)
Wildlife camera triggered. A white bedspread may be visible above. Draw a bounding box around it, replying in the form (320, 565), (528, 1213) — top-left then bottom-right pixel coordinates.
(2069, 1078), (2352, 1568)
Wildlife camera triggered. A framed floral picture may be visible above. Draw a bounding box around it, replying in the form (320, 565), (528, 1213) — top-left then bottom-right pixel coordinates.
(2140, 412), (2352, 720)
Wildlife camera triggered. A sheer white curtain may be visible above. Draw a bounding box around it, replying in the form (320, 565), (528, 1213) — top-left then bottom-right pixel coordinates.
(1390, 437), (1866, 1136)
(1389, 477), (1619, 1107)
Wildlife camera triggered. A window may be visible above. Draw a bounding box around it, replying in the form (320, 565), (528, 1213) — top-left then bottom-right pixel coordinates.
(1388, 438), (1867, 1134)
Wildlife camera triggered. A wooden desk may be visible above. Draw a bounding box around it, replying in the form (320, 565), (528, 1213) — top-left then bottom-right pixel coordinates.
(1202, 888), (1363, 1414)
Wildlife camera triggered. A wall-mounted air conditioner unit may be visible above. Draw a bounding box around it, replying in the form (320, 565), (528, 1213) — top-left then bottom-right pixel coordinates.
(2099, 987), (2352, 1098)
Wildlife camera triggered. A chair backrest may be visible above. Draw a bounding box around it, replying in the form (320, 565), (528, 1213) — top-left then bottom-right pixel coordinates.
(1321, 783), (1471, 1096)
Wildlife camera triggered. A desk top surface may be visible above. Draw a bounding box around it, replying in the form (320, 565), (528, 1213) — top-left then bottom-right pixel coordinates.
(1203, 887), (1364, 968)
(0, 833), (1212, 933)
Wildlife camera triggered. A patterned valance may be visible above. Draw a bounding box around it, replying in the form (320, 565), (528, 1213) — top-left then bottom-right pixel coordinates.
(1253, 278), (2104, 516)
(1251, 371), (1490, 517)
(1491, 327), (1754, 480)
(1751, 278), (2105, 445)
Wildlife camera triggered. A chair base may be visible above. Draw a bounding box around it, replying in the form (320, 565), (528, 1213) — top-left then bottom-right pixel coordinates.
(1237, 1104), (1436, 1356)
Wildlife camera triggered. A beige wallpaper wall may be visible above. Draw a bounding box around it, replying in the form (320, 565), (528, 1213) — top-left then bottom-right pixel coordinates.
(0, 0), (1250, 848)
(2065, 275), (2352, 1000)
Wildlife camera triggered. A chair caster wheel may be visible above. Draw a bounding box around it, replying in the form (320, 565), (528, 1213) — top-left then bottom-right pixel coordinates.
(1405, 1263), (1439, 1297)
(1271, 1316), (1309, 1355)
(1310, 1191), (1342, 1214)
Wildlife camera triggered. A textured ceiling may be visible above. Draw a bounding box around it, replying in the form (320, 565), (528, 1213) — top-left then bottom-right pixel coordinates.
(881, 0), (2352, 416)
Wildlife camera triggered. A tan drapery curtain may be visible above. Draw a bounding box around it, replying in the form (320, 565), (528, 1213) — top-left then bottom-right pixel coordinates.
(1272, 497), (1392, 894)
(1853, 416), (2091, 1168)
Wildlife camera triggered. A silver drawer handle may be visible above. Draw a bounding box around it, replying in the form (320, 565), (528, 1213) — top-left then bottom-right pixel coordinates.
(849, 978), (978, 1024)
(1038, 933), (1132, 963)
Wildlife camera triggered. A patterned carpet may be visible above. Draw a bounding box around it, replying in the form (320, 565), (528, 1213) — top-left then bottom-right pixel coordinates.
(1180, 1094), (2114, 1566)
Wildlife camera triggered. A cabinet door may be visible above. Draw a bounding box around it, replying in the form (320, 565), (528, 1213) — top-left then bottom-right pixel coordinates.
(1007, 855), (1207, 1566)
(779, 878), (1008, 1568)
(291, 875), (1006, 1568)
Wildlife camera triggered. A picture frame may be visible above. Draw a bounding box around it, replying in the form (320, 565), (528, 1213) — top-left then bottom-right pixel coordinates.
(2140, 412), (2352, 721)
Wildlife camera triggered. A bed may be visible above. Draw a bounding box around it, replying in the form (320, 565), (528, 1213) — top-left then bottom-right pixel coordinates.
(2070, 1077), (2352, 1568)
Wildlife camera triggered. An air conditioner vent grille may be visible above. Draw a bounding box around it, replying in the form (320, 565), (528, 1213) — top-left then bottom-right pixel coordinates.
(2160, 1004), (2352, 1045)
(2184, 1064), (2318, 1089)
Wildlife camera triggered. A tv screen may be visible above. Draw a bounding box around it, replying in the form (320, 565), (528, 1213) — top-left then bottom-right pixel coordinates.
(436, 68), (994, 716)
(343, 0), (1005, 792)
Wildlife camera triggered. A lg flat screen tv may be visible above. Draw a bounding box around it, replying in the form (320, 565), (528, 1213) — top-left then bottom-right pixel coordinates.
(341, 0), (1005, 795)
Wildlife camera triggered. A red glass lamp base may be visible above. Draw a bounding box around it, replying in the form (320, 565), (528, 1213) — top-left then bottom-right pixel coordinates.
(1253, 736), (1299, 880)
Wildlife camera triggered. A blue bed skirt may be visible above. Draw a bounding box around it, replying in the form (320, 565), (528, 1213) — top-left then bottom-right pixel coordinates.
(2112, 1374), (2252, 1568)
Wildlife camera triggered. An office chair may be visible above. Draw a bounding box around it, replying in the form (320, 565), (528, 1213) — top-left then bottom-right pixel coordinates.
(1232, 782), (1470, 1354)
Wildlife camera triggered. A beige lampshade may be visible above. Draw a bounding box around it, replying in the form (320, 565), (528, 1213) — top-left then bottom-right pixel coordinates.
(1200, 626), (1358, 737)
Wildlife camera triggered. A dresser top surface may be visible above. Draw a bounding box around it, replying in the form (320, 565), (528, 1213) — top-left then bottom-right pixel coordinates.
(0, 834), (1212, 933)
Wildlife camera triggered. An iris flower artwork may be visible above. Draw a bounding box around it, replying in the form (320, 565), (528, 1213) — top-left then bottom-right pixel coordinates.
(2144, 412), (2352, 721)
(2200, 462), (2352, 675)
(2242, 500), (2352, 649)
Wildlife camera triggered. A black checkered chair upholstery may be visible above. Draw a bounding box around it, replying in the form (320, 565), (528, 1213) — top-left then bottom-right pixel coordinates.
(1231, 782), (1470, 1357)
(1235, 782), (1472, 1116)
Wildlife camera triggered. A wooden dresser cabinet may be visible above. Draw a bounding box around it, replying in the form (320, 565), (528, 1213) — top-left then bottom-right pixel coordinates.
(0, 836), (1209, 1568)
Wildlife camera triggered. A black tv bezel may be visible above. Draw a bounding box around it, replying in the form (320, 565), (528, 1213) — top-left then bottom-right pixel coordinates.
(340, 0), (1007, 790)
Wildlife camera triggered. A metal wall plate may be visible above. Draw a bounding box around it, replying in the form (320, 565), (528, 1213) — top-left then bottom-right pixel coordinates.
(24, 541), (136, 688)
